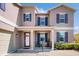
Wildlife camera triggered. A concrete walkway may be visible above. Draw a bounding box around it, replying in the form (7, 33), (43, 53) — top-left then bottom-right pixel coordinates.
(5, 50), (79, 56)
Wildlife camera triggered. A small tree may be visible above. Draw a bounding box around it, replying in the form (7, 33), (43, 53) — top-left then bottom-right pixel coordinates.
(75, 33), (79, 43)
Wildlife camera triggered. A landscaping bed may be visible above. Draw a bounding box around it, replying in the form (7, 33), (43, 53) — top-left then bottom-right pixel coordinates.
(54, 43), (79, 50)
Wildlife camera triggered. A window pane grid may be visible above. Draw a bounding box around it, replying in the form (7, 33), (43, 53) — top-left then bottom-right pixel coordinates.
(59, 14), (65, 23)
(24, 13), (31, 21)
(58, 32), (65, 42)
(37, 17), (48, 26)
(40, 17), (45, 26)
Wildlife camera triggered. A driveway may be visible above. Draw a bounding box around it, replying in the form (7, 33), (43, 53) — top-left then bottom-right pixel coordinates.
(4, 50), (79, 56)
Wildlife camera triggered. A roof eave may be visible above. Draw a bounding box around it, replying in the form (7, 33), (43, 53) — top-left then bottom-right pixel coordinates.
(12, 3), (22, 8)
(48, 5), (75, 13)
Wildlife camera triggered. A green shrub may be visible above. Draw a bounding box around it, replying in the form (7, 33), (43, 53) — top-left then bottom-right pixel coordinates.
(62, 43), (74, 49)
(74, 43), (79, 50)
(54, 42), (64, 50)
(54, 43), (79, 50)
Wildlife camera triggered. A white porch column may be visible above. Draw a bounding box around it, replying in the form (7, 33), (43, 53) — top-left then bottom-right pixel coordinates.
(51, 30), (54, 50)
(30, 30), (34, 50)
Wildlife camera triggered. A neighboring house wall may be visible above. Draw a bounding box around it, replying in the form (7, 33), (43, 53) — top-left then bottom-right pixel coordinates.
(0, 3), (20, 31)
(0, 3), (20, 54)
(0, 4), (19, 24)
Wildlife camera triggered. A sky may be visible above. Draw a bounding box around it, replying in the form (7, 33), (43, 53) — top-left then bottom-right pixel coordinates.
(21, 3), (79, 34)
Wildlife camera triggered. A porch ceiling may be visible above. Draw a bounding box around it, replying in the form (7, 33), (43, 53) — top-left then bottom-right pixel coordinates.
(16, 26), (54, 31)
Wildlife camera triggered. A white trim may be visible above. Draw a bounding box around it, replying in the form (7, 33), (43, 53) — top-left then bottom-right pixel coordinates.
(25, 12), (31, 14)
(0, 15), (17, 27)
(59, 13), (66, 14)
(54, 26), (73, 30)
(38, 16), (47, 18)
(57, 31), (66, 32)
(59, 13), (65, 19)
(38, 32), (47, 33)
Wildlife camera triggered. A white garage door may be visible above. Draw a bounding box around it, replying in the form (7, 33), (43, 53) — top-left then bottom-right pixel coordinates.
(0, 29), (12, 55)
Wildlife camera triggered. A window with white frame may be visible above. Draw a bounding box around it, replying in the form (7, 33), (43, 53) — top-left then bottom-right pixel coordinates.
(37, 16), (48, 26)
(24, 13), (32, 21)
(59, 13), (65, 23)
(40, 17), (45, 26)
(57, 32), (65, 42)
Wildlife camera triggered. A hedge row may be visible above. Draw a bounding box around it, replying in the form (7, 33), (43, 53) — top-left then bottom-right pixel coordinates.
(54, 43), (79, 50)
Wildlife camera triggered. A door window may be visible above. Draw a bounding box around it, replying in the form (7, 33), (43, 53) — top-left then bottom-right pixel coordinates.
(24, 32), (30, 48)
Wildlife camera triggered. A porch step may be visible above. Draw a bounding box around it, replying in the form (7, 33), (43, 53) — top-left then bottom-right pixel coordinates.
(16, 48), (52, 53)
(17, 49), (35, 53)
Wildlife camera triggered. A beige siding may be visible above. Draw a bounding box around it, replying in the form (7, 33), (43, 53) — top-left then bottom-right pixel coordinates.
(0, 3), (19, 54)
(20, 7), (36, 26)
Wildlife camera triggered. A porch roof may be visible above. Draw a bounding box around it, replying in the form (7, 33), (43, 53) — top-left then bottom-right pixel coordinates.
(16, 26), (54, 31)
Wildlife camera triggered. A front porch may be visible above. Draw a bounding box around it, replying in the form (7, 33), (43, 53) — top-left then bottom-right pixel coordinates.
(15, 26), (54, 51)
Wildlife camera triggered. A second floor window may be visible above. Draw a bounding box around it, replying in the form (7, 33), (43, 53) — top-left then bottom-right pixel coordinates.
(59, 14), (65, 23)
(40, 17), (45, 26)
(37, 17), (48, 26)
(56, 13), (68, 24)
(24, 13), (32, 22)
(0, 3), (5, 11)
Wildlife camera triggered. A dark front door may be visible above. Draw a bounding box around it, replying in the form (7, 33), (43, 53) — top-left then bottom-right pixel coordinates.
(24, 32), (30, 49)
(36, 32), (49, 48)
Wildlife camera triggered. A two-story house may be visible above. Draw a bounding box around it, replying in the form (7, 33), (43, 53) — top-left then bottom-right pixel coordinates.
(0, 3), (75, 54)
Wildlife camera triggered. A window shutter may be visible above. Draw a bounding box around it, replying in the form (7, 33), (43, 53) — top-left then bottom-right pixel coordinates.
(65, 14), (68, 23)
(45, 33), (48, 42)
(56, 14), (59, 24)
(2, 3), (5, 11)
(0, 3), (5, 11)
(38, 17), (40, 26)
(56, 32), (59, 42)
(45, 17), (48, 26)
(23, 14), (26, 22)
(29, 14), (31, 21)
(65, 32), (68, 43)
(37, 33), (40, 47)
(0, 3), (1, 9)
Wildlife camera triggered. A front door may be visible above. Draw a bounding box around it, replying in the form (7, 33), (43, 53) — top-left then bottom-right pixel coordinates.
(24, 32), (30, 49)
(36, 32), (48, 48)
